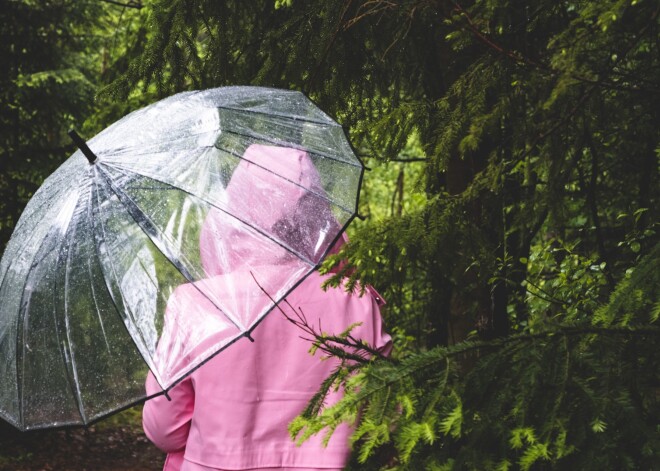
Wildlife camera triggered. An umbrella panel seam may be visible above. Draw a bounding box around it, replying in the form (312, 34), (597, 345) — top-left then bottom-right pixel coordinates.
(215, 104), (334, 126)
(58, 216), (89, 425)
(100, 162), (320, 269)
(211, 143), (356, 216)
(220, 128), (362, 169)
(91, 171), (186, 374)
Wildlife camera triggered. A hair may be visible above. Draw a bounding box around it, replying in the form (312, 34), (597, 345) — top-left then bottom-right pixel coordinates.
(271, 193), (342, 264)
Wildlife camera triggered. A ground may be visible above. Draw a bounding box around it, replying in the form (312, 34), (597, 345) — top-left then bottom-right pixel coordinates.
(0, 406), (166, 471)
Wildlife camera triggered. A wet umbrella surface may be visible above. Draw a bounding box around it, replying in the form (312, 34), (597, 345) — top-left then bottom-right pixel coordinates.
(0, 87), (363, 431)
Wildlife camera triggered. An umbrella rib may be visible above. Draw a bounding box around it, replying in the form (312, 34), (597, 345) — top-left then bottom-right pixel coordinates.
(89, 176), (162, 371)
(96, 166), (198, 281)
(86, 250), (113, 353)
(101, 163), (319, 269)
(95, 166), (251, 334)
(10, 192), (83, 428)
(220, 128), (363, 168)
(59, 209), (89, 424)
(93, 129), (221, 159)
(11, 225), (57, 429)
(215, 104), (334, 126)
(212, 143), (356, 216)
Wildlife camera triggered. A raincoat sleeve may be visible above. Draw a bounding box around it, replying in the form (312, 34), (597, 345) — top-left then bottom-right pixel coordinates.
(143, 371), (194, 453)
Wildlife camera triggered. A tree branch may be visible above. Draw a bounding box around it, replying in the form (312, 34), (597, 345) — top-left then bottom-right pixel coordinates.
(447, 0), (660, 94)
(250, 272), (389, 363)
(99, 0), (143, 9)
(358, 152), (427, 163)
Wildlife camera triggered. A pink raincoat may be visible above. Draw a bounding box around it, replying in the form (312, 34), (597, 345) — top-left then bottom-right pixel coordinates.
(143, 145), (390, 471)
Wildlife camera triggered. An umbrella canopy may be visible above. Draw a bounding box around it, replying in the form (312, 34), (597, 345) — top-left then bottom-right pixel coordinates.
(0, 87), (363, 431)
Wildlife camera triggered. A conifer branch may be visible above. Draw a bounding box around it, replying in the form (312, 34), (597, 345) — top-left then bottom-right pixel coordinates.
(583, 129), (616, 289)
(447, 0), (549, 71)
(100, 0), (143, 9)
(447, 0), (660, 94)
(419, 325), (660, 368)
(518, 85), (597, 162)
(250, 272), (388, 363)
(388, 157), (427, 163)
(307, 0), (355, 91)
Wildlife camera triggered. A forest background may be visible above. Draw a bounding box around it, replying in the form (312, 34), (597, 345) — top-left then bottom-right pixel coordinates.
(0, 0), (658, 470)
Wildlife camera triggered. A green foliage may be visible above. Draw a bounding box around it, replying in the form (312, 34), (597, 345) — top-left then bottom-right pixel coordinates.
(594, 240), (660, 327)
(291, 319), (658, 469)
(107, 0), (659, 467)
(4, 0), (659, 468)
(0, 1), (145, 249)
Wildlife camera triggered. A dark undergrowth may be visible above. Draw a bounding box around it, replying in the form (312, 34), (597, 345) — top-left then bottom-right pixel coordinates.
(0, 406), (165, 471)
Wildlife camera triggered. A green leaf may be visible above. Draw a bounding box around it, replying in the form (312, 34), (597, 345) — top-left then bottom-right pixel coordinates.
(591, 418), (607, 433)
(510, 427), (537, 449)
(439, 399), (463, 438)
(520, 443), (551, 471)
(650, 301), (660, 323)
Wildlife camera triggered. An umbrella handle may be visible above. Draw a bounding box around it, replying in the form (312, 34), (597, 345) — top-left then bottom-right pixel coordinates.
(68, 129), (98, 164)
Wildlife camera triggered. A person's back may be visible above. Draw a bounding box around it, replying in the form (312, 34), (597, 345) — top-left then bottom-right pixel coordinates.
(143, 270), (389, 471)
(142, 144), (390, 470)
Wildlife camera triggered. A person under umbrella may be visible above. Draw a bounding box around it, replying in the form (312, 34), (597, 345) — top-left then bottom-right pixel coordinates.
(142, 144), (391, 471)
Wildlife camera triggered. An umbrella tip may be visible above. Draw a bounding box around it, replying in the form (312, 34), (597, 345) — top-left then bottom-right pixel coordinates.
(68, 129), (99, 164)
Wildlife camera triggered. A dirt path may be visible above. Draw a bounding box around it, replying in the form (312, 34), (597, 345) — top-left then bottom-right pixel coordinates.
(0, 407), (166, 471)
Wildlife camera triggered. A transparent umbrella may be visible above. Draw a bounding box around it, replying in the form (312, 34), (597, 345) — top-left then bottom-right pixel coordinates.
(0, 87), (363, 431)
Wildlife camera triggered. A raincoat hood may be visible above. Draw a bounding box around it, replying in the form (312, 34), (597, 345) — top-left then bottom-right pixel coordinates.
(199, 144), (344, 277)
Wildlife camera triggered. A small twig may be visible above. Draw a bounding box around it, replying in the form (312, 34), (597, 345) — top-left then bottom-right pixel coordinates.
(522, 279), (592, 316)
(250, 272), (388, 362)
(357, 152), (427, 163)
(344, 0), (398, 30)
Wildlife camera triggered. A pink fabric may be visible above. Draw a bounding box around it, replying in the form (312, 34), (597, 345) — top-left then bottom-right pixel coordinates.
(144, 272), (390, 470)
(199, 144), (342, 277)
(143, 144), (390, 470)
